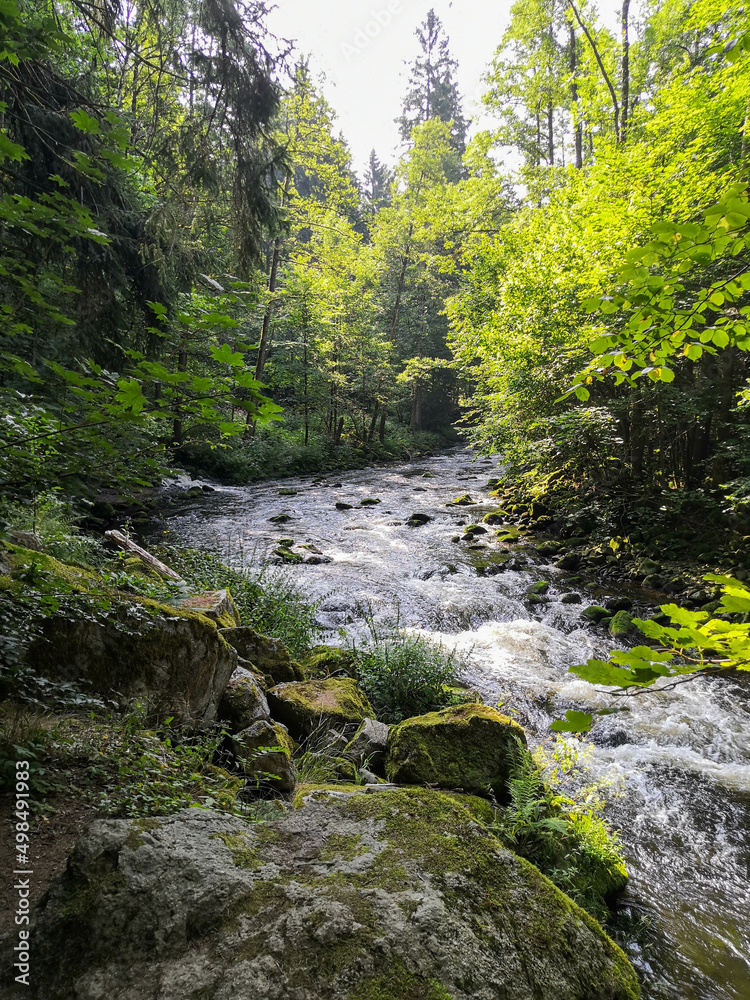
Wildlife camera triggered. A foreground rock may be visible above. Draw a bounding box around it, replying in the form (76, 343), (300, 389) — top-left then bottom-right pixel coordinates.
(386, 703), (527, 796)
(267, 678), (373, 739)
(233, 719), (296, 792)
(25, 789), (639, 1000)
(344, 717), (390, 774)
(218, 668), (270, 732)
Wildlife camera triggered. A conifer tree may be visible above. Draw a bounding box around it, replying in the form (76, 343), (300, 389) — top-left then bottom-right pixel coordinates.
(397, 9), (467, 153)
(363, 150), (393, 215)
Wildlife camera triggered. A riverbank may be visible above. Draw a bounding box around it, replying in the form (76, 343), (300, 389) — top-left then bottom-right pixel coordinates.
(0, 534), (638, 999)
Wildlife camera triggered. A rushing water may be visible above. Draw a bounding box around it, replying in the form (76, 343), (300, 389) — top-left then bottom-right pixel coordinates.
(156, 449), (750, 999)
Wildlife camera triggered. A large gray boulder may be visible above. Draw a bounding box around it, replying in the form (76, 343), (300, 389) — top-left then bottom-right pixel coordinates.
(24, 600), (237, 726)
(219, 627), (305, 686)
(218, 665), (270, 732)
(343, 717), (390, 774)
(233, 719), (296, 793)
(24, 789), (639, 1000)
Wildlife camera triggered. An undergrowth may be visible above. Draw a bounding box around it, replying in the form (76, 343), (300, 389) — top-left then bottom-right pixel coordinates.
(492, 737), (626, 919)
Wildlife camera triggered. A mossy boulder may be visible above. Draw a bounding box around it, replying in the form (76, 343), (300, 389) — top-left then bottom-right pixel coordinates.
(176, 588), (240, 628)
(527, 581), (550, 597)
(581, 605), (610, 624)
(233, 719), (296, 793)
(446, 494), (476, 507)
(609, 611), (635, 639)
(386, 703), (527, 797)
(24, 790), (639, 1000)
(219, 627), (306, 686)
(343, 718), (390, 775)
(267, 678), (374, 739)
(481, 511), (506, 525)
(359, 498), (381, 507)
(8, 547), (237, 725)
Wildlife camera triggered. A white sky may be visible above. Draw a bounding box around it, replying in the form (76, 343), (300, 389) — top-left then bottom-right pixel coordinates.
(266, 1), (626, 178)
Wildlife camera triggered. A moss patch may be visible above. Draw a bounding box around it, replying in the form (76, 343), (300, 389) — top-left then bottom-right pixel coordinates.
(347, 961), (453, 1000)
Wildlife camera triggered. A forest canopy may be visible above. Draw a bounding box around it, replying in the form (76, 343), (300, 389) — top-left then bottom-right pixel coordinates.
(0, 0), (749, 535)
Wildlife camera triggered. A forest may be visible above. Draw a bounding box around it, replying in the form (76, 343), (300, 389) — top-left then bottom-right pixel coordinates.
(1, 0), (749, 536)
(1, 2), (750, 998)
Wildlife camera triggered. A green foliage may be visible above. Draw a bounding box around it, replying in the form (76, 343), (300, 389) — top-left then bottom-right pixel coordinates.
(557, 575), (750, 731)
(353, 624), (462, 724)
(493, 738), (626, 919)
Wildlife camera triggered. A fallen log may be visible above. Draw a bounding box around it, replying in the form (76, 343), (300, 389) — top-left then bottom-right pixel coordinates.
(104, 529), (183, 581)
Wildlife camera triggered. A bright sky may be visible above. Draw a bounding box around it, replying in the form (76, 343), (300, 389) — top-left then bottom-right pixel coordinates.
(267, 1), (627, 179)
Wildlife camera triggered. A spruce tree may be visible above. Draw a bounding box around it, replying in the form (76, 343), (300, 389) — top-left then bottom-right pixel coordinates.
(363, 150), (393, 214)
(397, 9), (467, 153)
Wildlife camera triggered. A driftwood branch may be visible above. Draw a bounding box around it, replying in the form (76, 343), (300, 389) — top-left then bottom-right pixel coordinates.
(104, 530), (183, 581)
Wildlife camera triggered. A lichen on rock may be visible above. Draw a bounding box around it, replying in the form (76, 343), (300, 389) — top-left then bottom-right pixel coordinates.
(24, 788), (640, 1000)
(267, 678), (374, 740)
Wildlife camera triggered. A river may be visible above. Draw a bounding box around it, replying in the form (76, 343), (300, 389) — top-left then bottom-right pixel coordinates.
(156, 448), (750, 1000)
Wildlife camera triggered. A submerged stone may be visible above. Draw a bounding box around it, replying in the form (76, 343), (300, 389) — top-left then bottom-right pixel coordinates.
(386, 703), (527, 797)
(25, 790), (639, 1000)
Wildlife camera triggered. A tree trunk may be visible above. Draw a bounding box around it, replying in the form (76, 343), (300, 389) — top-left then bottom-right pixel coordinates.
(379, 409), (387, 444)
(172, 343), (188, 446)
(621, 0), (631, 144)
(569, 25), (583, 169)
(334, 416), (345, 446)
(410, 383), (422, 433)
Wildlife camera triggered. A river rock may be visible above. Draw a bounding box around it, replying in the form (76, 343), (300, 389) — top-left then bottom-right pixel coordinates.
(233, 719), (296, 793)
(481, 511), (506, 525)
(609, 611), (635, 639)
(359, 497), (381, 506)
(267, 678), (374, 739)
(581, 605), (610, 623)
(386, 703), (527, 797)
(406, 512), (432, 526)
(561, 592), (582, 604)
(218, 668), (270, 732)
(343, 717), (390, 774)
(335, 501), (354, 510)
(24, 791), (639, 1000)
(219, 627), (305, 686)
(176, 588), (240, 628)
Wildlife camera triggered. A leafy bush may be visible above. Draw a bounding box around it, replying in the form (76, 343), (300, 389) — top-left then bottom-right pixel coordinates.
(354, 631), (462, 724)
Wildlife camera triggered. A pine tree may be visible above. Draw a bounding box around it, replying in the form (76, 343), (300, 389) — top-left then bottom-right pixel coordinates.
(363, 150), (393, 215)
(397, 10), (467, 153)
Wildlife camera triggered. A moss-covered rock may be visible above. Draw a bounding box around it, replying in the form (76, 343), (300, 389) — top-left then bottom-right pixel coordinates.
(360, 498), (382, 506)
(609, 611), (635, 639)
(219, 627), (306, 686)
(581, 605), (610, 624)
(8, 546), (237, 724)
(176, 588), (240, 628)
(234, 719), (296, 793)
(386, 703), (527, 797)
(527, 581), (550, 596)
(267, 678), (374, 739)
(25, 790), (639, 1000)
(446, 494), (476, 507)
(343, 718), (390, 774)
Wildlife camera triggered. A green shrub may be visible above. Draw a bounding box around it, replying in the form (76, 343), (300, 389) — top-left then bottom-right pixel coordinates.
(160, 545), (322, 659)
(354, 631), (462, 724)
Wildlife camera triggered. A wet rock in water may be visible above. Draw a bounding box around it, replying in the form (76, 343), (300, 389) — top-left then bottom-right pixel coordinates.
(269, 513), (293, 524)
(359, 498), (381, 506)
(406, 512), (432, 526)
(174, 589), (241, 628)
(386, 703), (527, 798)
(527, 581), (550, 597)
(450, 535), (461, 543)
(561, 593), (582, 604)
(335, 501), (354, 510)
(26, 790), (639, 1000)
(274, 546), (303, 564)
(302, 554), (333, 565)
(462, 524), (489, 539)
(233, 719), (296, 792)
(581, 605), (610, 624)
(605, 596), (633, 613)
(219, 669), (270, 733)
(555, 552), (580, 570)
(481, 511), (506, 525)
(267, 678), (374, 740)
(343, 717), (390, 774)
(536, 540), (563, 557)
(278, 489), (298, 496)
(446, 493), (477, 507)
(609, 611), (635, 639)
(527, 593), (547, 606)
(220, 627), (305, 686)
(642, 574), (663, 589)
